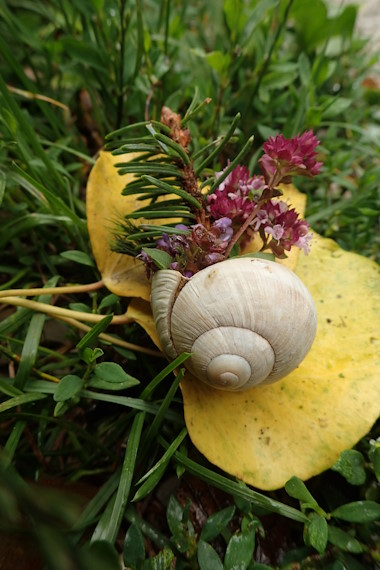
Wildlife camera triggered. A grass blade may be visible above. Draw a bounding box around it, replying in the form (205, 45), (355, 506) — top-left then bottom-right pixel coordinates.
(14, 277), (59, 390)
(93, 412), (145, 543)
(169, 448), (308, 523)
(194, 112), (241, 174)
(133, 427), (187, 501)
(206, 135), (255, 194)
(71, 469), (121, 540)
(0, 392), (47, 413)
(3, 420), (27, 466)
(142, 368), (185, 451)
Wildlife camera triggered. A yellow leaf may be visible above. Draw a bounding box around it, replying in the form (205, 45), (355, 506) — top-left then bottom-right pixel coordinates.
(126, 298), (162, 350)
(86, 151), (151, 300)
(181, 233), (380, 490)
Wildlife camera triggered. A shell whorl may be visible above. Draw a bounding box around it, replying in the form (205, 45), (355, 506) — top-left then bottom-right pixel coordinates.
(191, 327), (275, 389)
(151, 257), (317, 392)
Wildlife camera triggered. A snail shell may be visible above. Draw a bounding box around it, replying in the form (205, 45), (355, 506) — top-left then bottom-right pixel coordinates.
(151, 257), (317, 391)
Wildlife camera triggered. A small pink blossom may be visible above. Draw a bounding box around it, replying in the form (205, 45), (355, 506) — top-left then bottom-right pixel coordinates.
(264, 224), (285, 241)
(253, 199), (312, 256)
(259, 130), (322, 187)
(207, 165), (265, 224)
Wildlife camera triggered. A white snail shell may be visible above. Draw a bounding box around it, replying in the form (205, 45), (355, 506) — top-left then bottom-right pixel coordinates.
(151, 257), (317, 391)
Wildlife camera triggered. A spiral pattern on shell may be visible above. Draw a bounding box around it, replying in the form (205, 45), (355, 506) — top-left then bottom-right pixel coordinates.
(151, 257), (317, 391)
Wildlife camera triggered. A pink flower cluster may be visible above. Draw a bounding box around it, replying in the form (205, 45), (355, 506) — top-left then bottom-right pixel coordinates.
(259, 130), (322, 187)
(207, 165), (265, 225)
(253, 199), (312, 256)
(139, 130), (321, 275)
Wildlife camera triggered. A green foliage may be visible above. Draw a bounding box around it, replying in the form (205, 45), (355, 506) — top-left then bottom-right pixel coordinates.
(332, 450), (367, 485)
(0, 0), (379, 568)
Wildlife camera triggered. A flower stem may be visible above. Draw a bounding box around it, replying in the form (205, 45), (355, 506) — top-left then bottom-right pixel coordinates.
(56, 315), (162, 357)
(0, 280), (104, 299)
(0, 296), (131, 325)
(223, 203), (262, 259)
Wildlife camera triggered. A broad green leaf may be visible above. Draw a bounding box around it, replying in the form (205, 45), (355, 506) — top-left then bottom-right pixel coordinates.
(143, 546), (174, 570)
(322, 97), (352, 119)
(123, 523), (145, 568)
(224, 0), (247, 36)
(291, 0), (328, 49)
(98, 294), (120, 311)
(331, 501), (380, 523)
(53, 401), (70, 417)
(262, 71), (298, 90)
(328, 525), (363, 554)
(285, 477), (318, 509)
(60, 250), (94, 267)
(69, 303), (91, 313)
(54, 375), (83, 402)
(358, 207), (380, 217)
(142, 247), (173, 270)
(82, 347), (104, 365)
(87, 377), (140, 391)
(298, 52), (311, 87)
(166, 496), (185, 538)
(224, 524), (255, 570)
(206, 51), (231, 75)
(197, 540), (223, 570)
(94, 362), (140, 386)
(200, 505), (235, 542)
(306, 514), (328, 554)
(332, 450), (366, 485)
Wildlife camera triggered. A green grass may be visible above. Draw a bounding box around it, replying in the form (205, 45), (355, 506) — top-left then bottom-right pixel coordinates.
(0, 1), (379, 569)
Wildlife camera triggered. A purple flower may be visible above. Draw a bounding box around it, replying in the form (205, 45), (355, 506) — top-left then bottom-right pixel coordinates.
(191, 219), (233, 256)
(259, 131), (322, 187)
(207, 165), (265, 224)
(139, 219), (234, 277)
(156, 229), (189, 257)
(212, 217), (234, 241)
